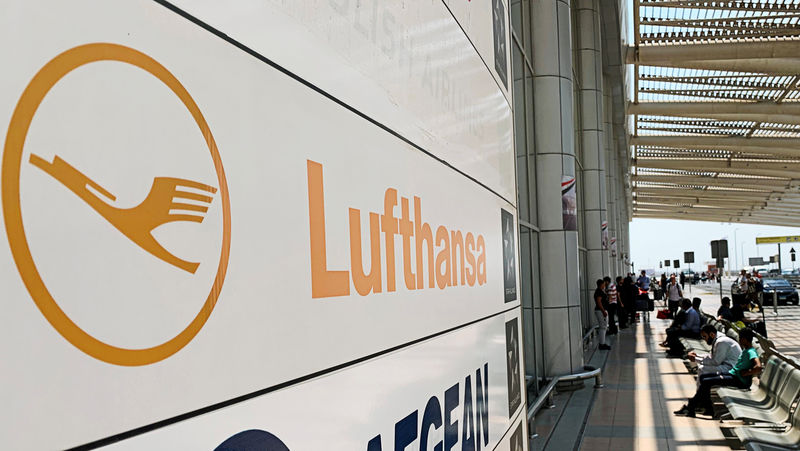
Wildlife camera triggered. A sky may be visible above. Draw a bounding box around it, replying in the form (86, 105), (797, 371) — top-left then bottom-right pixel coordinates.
(629, 218), (800, 274)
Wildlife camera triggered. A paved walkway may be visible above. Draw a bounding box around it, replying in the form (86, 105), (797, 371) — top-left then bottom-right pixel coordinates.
(534, 279), (800, 450)
(580, 315), (736, 450)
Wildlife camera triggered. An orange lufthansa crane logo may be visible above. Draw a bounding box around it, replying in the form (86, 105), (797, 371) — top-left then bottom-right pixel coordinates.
(2, 43), (232, 366)
(29, 154), (216, 273)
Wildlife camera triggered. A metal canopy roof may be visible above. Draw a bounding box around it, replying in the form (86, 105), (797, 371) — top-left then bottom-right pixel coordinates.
(628, 0), (800, 226)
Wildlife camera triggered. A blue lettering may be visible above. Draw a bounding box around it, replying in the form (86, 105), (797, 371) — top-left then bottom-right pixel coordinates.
(444, 383), (459, 451)
(368, 435), (382, 451)
(475, 363), (489, 449)
(461, 375), (475, 451)
(395, 410), (418, 451)
(420, 396), (443, 451)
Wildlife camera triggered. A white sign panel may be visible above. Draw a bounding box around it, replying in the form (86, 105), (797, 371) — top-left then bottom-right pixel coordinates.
(0, 1), (523, 449)
(105, 311), (525, 450)
(443, 0), (511, 92)
(168, 0), (516, 202)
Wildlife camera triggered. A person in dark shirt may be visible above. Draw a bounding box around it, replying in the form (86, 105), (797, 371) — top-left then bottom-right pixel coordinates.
(594, 279), (611, 350)
(717, 296), (734, 322)
(661, 299), (701, 356)
(731, 297), (746, 323)
(615, 276), (628, 329)
(693, 297), (706, 326)
(621, 276), (636, 325)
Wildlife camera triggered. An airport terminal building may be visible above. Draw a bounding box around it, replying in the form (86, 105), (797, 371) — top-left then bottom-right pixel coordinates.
(14, 0), (800, 449)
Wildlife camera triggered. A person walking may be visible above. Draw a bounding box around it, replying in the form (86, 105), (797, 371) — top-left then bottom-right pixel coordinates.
(637, 270), (650, 292)
(594, 279), (611, 350)
(679, 272), (686, 290)
(665, 274), (683, 316)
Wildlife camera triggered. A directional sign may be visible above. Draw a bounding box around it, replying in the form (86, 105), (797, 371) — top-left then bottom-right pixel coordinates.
(664, 260), (670, 267)
(684, 252), (695, 264)
(749, 257), (766, 266)
(756, 236), (800, 244)
(711, 240), (728, 258)
(673, 259), (680, 268)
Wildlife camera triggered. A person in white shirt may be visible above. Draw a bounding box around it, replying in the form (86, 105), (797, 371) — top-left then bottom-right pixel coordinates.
(736, 269), (749, 294)
(666, 274), (683, 316)
(687, 324), (741, 384)
(605, 276), (620, 334)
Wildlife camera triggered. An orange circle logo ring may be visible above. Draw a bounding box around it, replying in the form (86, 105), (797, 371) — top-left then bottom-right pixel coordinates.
(2, 43), (232, 366)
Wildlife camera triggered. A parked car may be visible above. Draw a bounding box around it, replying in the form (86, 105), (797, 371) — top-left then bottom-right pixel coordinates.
(761, 278), (800, 305)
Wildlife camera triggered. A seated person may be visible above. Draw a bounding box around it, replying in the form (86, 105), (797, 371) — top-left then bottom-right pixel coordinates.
(674, 329), (762, 417)
(661, 298), (701, 356)
(692, 297), (706, 326)
(687, 324), (741, 381)
(731, 297), (758, 325)
(717, 297), (734, 322)
(659, 299), (686, 347)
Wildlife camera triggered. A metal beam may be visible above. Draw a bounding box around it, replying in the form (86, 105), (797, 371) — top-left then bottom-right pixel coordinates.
(633, 205), (800, 221)
(634, 196), (767, 208)
(629, 102), (800, 125)
(633, 212), (800, 227)
(633, 174), (790, 189)
(634, 157), (800, 178)
(628, 41), (800, 64)
(633, 187), (774, 199)
(638, 2), (800, 13)
(630, 135), (800, 157)
(627, 41), (800, 73)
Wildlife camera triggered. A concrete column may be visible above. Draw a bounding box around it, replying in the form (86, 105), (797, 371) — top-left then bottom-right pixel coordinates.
(616, 145), (626, 274)
(617, 138), (631, 272)
(576, 0), (609, 285)
(603, 83), (619, 277)
(532, 0), (583, 376)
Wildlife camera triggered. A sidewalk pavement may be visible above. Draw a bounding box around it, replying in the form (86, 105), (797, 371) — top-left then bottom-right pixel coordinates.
(580, 316), (733, 450)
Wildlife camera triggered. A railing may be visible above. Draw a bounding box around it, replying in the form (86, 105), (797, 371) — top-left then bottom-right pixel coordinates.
(526, 325), (605, 438)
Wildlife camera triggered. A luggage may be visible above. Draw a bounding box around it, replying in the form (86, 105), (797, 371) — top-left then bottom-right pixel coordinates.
(656, 308), (669, 320)
(635, 298), (649, 312)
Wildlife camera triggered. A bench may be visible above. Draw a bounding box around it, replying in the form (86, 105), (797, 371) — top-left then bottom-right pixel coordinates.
(719, 356), (790, 408)
(746, 442), (799, 450)
(734, 395), (800, 450)
(725, 363), (800, 425)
